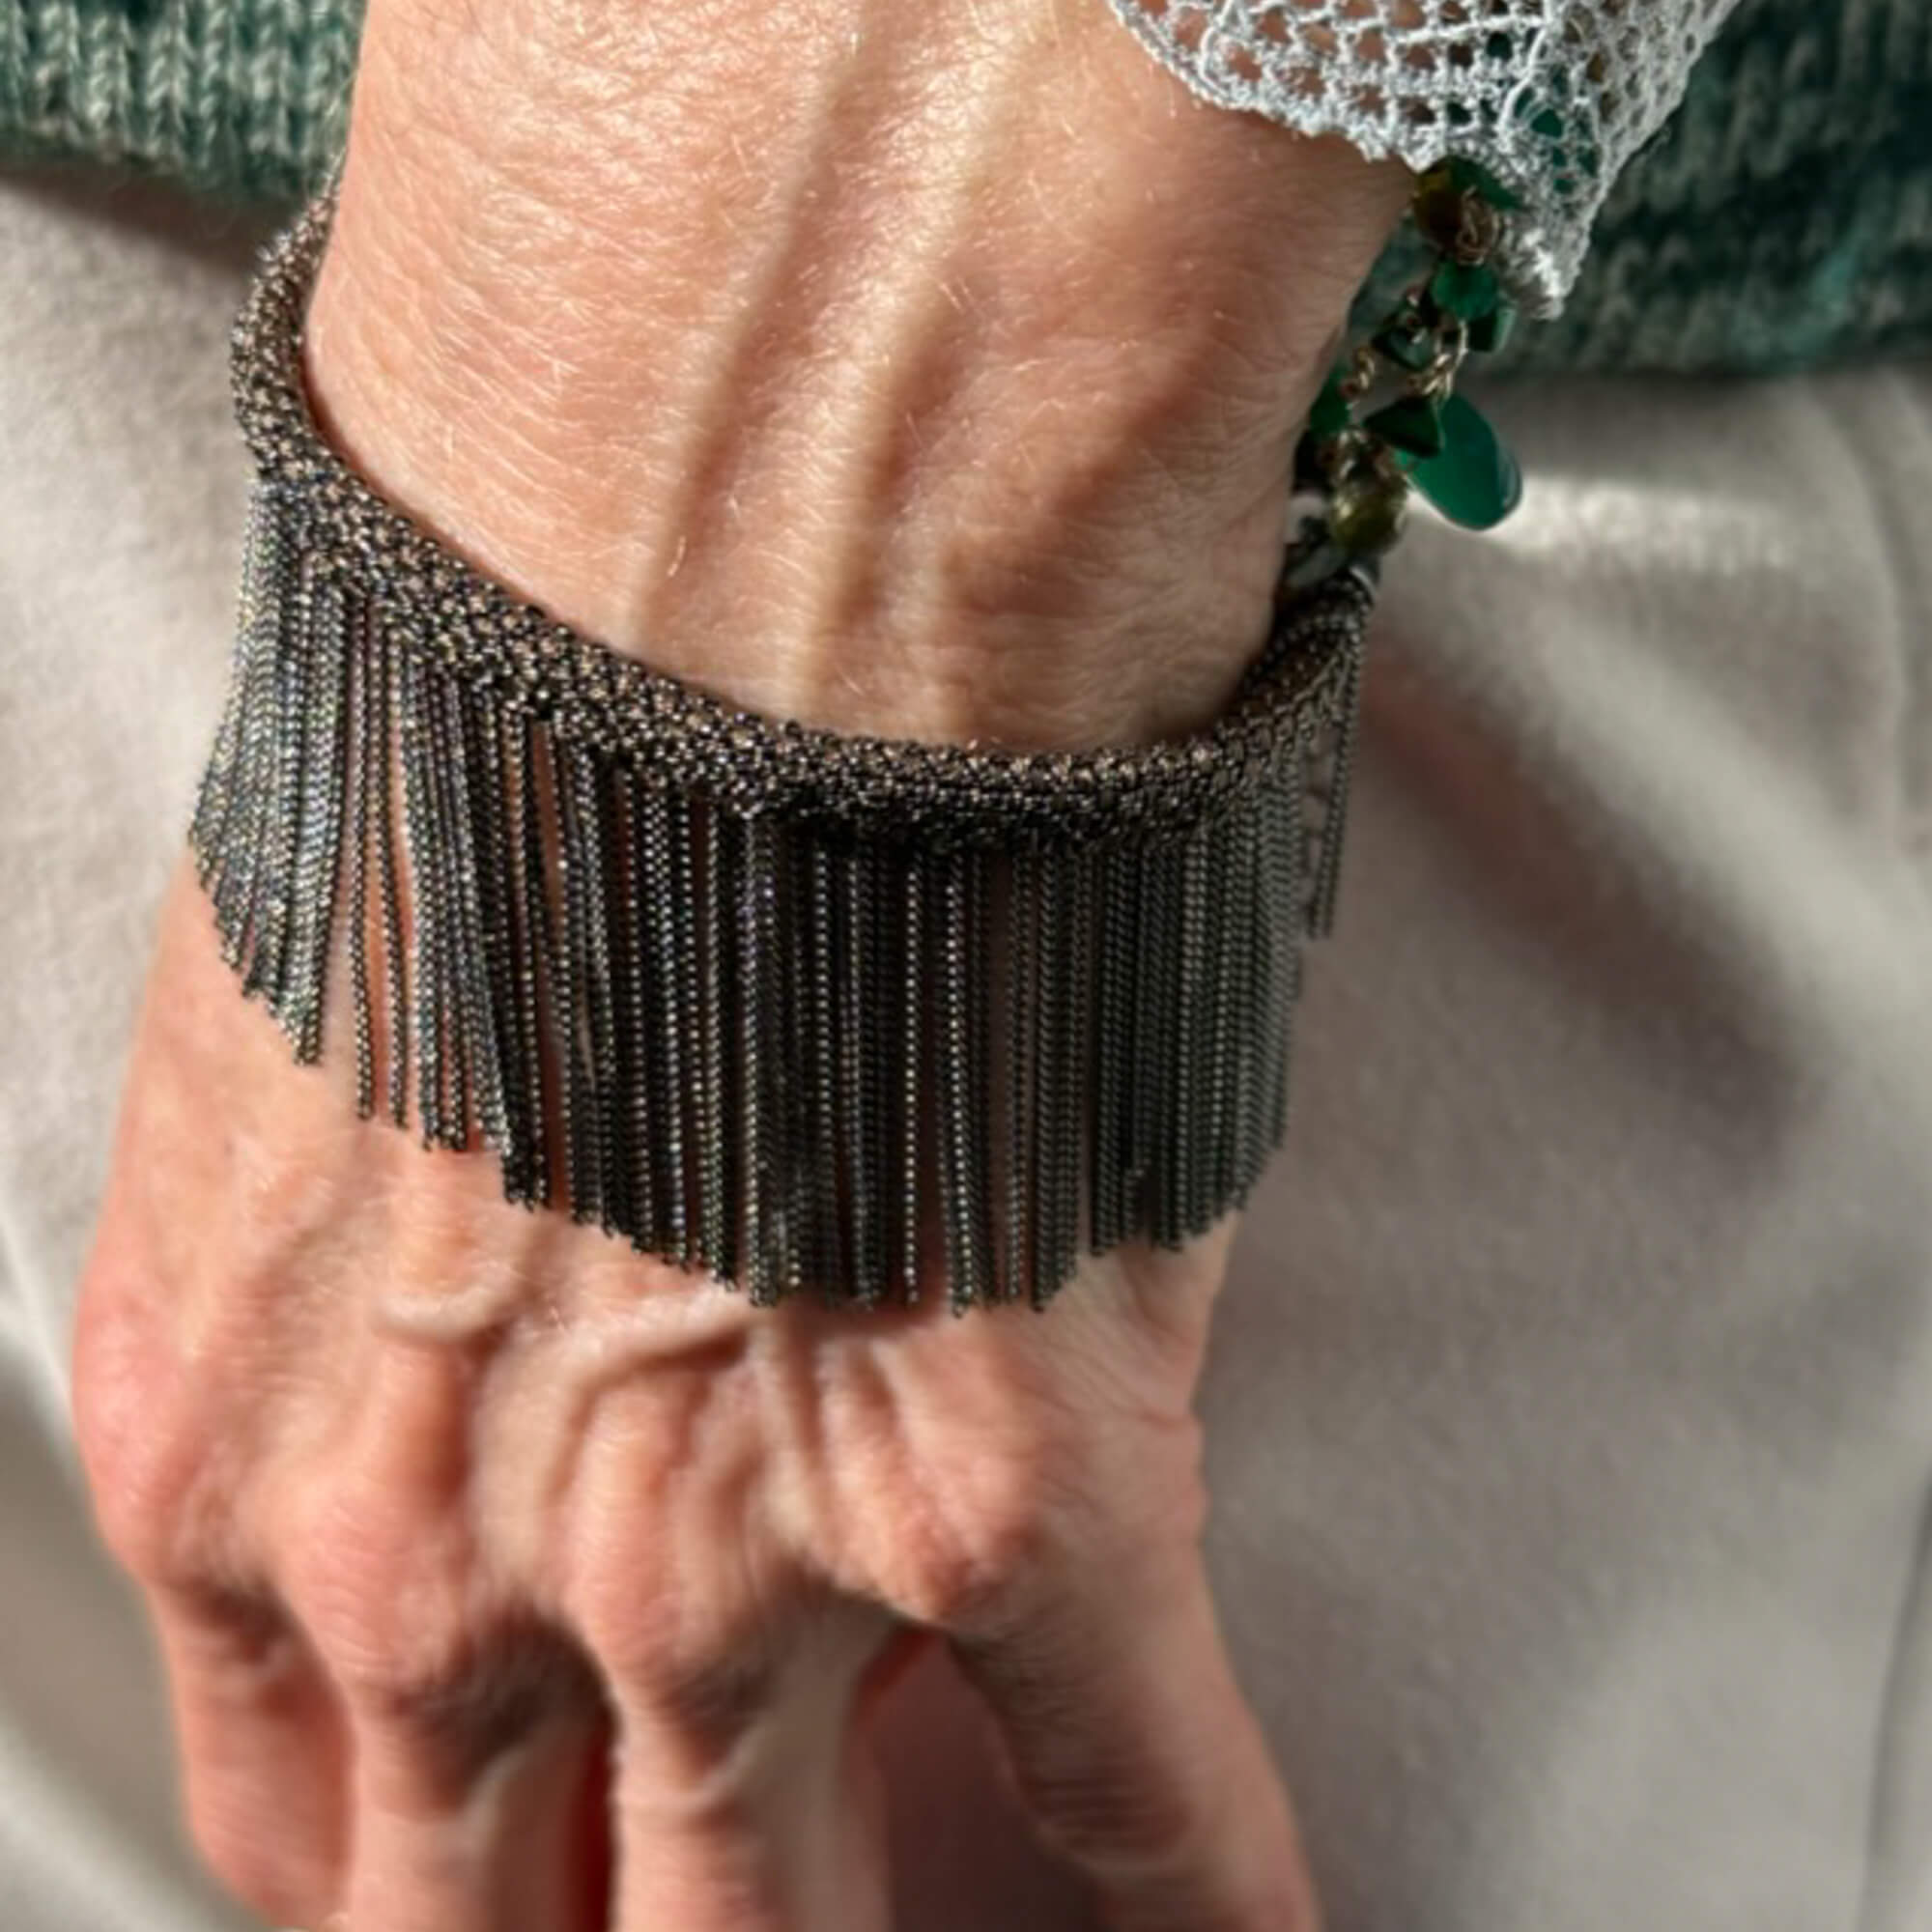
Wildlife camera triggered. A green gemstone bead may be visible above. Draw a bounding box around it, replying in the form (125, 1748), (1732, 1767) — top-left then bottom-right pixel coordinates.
(1466, 294), (1518, 355)
(1308, 366), (1352, 440)
(1429, 259), (1502, 323)
(1443, 156), (1523, 212)
(1373, 308), (1438, 373)
(1363, 393), (1446, 459)
(1397, 392), (1521, 530)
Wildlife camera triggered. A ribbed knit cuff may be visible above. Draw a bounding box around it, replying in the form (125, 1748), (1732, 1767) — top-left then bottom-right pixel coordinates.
(0, 0), (358, 207)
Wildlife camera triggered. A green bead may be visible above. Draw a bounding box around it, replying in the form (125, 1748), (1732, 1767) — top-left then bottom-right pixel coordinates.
(1372, 308), (1438, 372)
(1363, 393), (1445, 459)
(1396, 392), (1521, 530)
(1443, 156), (1523, 212)
(1466, 293), (1518, 354)
(1308, 365), (1352, 440)
(1429, 259), (1502, 322)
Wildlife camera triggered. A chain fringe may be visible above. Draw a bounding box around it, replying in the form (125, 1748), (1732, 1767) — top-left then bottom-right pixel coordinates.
(189, 477), (1369, 1314)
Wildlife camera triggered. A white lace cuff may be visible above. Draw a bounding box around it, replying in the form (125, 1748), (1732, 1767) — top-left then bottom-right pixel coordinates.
(1097, 0), (1743, 317)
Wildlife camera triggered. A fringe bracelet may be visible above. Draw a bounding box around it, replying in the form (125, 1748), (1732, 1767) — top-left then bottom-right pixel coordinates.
(189, 173), (1380, 1316)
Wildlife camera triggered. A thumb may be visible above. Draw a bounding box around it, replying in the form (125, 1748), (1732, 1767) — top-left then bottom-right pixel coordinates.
(948, 1539), (1321, 1932)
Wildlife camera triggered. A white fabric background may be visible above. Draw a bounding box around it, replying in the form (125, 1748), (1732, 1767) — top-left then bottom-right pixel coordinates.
(2, 164), (1930, 1932)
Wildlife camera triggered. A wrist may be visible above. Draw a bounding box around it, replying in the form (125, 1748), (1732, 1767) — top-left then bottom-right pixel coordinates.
(302, 0), (1410, 749)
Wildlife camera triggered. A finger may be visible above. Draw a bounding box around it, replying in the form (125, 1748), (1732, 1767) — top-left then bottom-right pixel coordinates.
(291, 1335), (615, 1932)
(149, 1581), (351, 1929)
(558, 1361), (900, 1932)
(341, 1689), (613, 1932)
(949, 1544), (1321, 1932)
(604, 1602), (896, 1932)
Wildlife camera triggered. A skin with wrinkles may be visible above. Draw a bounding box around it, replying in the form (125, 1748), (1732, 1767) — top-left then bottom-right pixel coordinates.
(68, 2), (1409, 1927)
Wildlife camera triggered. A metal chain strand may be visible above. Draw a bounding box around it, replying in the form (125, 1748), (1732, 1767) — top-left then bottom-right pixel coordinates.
(554, 740), (606, 1226)
(511, 709), (554, 1203)
(279, 559), (350, 1064)
(430, 677), (494, 1152)
(373, 616), (411, 1132)
(696, 798), (734, 1282)
(897, 860), (924, 1306)
(394, 639), (445, 1148)
(1003, 849), (1037, 1306)
(345, 593), (378, 1122)
(624, 781), (674, 1257)
(835, 843), (881, 1307)
(464, 682), (530, 1195)
(185, 179), (1383, 1315)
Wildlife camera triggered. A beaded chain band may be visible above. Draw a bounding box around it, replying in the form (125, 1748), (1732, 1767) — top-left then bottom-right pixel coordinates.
(1286, 156), (1525, 592)
(189, 158), (1511, 1315)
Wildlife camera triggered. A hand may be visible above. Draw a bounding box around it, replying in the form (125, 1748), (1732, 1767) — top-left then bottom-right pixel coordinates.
(72, 3), (1408, 1925)
(73, 852), (1315, 1932)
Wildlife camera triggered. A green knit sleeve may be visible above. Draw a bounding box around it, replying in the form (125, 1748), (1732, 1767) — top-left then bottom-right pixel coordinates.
(1, 0), (1924, 376)
(0, 0), (361, 207)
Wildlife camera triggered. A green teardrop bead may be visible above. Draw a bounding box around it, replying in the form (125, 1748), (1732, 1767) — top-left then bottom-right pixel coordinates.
(1398, 393), (1521, 530)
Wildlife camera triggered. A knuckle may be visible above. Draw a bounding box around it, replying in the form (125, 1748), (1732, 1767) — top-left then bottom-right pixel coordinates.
(321, 1636), (471, 1729)
(885, 1413), (1209, 1631)
(568, 1545), (765, 1730)
(617, 1632), (781, 1742)
(276, 1470), (568, 1757)
(561, 1484), (789, 1737)
(336, 1645), (553, 1757)
(71, 1302), (218, 1582)
(79, 1416), (203, 1579)
(558, 1515), (682, 1686)
(277, 1475), (474, 1712)
(894, 1461), (1062, 1628)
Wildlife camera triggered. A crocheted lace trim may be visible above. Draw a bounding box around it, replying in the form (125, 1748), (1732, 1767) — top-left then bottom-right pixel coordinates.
(1098, 0), (1744, 316)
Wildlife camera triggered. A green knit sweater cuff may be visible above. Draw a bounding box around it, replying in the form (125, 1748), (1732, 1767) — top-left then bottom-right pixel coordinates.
(0, 0), (359, 208)
(4, 0), (1928, 377)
